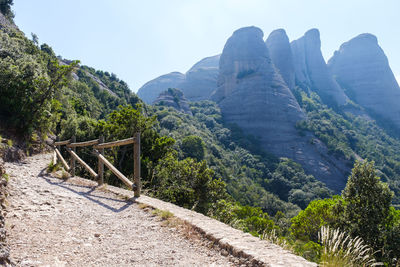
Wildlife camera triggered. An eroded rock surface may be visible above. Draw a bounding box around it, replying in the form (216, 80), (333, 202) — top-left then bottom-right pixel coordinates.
(328, 33), (400, 129)
(153, 88), (192, 115)
(137, 72), (185, 104)
(291, 29), (348, 106)
(137, 56), (220, 104)
(266, 29), (295, 89)
(212, 26), (349, 190)
(180, 55), (220, 101)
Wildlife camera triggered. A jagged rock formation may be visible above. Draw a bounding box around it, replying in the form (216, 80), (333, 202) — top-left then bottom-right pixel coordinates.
(153, 88), (192, 115)
(180, 55), (220, 101)
(291, 29), (348, 106)
(212, 26), (348, 190)
(328, 33), (400, 129)
(137, 72), (185, 104)
(266, 29), (295, 89)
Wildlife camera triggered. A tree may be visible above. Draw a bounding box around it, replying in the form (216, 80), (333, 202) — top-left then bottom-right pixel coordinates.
(341, 160), (393, 249)
(0, 0), (13, 19)
(151, 152), (227, 214)
(0, 28), (79, 134)
(31, 33), (39, 46)
(290, 196), (344, 241)
(181, 135), (205, 161)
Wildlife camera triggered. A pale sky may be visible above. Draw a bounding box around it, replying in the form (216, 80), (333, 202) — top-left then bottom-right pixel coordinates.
(13, 0), (400, 92)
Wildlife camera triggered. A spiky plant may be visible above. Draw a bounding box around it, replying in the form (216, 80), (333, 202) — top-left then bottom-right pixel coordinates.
(318, 226), (382, 267)
(262, 229), (289, 250)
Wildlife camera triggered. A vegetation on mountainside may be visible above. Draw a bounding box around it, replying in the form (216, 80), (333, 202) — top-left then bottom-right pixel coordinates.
(291, 161), (400, 264)
(0, 27), (78, 136)
(293, 88), (400, 205)
(0, 0), (13, 20)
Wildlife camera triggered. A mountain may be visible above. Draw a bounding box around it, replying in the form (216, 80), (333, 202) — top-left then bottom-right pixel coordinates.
(328, 33), (400, 130)
(291, 29), (349, 107)
(153, 88), (192, 115)
(212, 26), (348, 190)
(265, 29), (295, 89)
(137, 72), (185, 104)
(137, 55), (219, 104)
(180, 55), (220, 101)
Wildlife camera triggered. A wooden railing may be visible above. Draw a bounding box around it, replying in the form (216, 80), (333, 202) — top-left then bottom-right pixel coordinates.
(53, 133), (141, 197)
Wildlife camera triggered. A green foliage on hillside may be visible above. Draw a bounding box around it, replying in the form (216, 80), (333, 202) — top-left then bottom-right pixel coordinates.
(0, 0), (13, 19)
(151, 101), (333, 216)
(291, 161), (400, 264)
(0, 27), (77, 135)
(294, 89), (400, 205)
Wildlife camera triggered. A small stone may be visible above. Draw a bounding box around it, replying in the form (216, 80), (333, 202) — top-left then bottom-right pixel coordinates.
(94, 233), (101, 238)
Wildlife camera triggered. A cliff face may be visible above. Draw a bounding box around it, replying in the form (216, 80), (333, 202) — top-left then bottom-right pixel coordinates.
(180, 55), (220, 101)
(153, 88), (192, 115)
(328, 33), (400, 129)
(291, 29), (348, 106)
(212, 26), (348, 191)
(137, 72), (185, 104)
(137, 56), (219, 104)
(266, 29), (295, 89)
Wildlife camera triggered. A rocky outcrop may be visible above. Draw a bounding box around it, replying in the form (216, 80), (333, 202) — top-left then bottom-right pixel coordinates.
(328, 33), (400, 129)
(0, 12), (16, 30)
(84, 71), (118, 97)
(266, 29), (295, 89)
(137, 72), (185, 104)
(180, 55), (220, 101)
(212, 26), (349, 191)
(137, 56), (219, 104)
(153, 88), (192, 115)
(291, 29), (348, 106)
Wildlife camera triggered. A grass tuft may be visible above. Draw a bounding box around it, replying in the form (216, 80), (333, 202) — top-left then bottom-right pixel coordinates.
(47, 160), (61, 173)
(318, 226), (382, 267)
(152, 209), (174, 220)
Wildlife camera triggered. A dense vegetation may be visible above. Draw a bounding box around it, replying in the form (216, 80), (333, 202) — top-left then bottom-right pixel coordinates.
(293, 88), (400, 205)
(290, 161), (400, 264)
(0, 0), (13, 20)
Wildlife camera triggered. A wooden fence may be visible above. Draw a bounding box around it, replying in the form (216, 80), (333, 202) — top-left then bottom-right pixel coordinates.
(53, 133), (141, 197)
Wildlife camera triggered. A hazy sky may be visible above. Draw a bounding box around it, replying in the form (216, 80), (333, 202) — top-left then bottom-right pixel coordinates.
(13, 0), (400, 92)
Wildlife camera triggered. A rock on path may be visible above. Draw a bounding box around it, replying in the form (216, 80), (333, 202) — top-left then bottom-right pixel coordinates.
(5, 153), (234, 266)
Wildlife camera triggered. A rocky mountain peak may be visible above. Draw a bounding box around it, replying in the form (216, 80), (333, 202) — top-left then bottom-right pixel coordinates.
(212, 26), (348, 190)
(266, 28), (295, 89)
(213, 26), (271, 102)
(137, 72), (185, 104)
(304, 28), (321, 45)
(328, 33), (400, 130)
(180, 55), (220, 101)
(291, 28), (348, 106)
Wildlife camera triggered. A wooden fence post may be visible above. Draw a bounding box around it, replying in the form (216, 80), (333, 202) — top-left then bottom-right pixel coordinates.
(98, 135), (104, 185)
(55, 136), (60, 164)
(56, 136), (60, 152)
(70, 136), (76, 176)
(133, 132), (141, 197)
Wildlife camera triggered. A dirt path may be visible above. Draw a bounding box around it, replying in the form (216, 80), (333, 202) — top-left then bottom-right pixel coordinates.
(4, 154), (234, 266)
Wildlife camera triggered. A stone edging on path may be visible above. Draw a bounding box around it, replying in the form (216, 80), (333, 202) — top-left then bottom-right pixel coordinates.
(0, 160), (13, 266)
(66, 177), (316, 267)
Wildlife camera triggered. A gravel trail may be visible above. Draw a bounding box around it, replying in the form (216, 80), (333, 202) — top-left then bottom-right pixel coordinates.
(4, 153), (234, 266)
